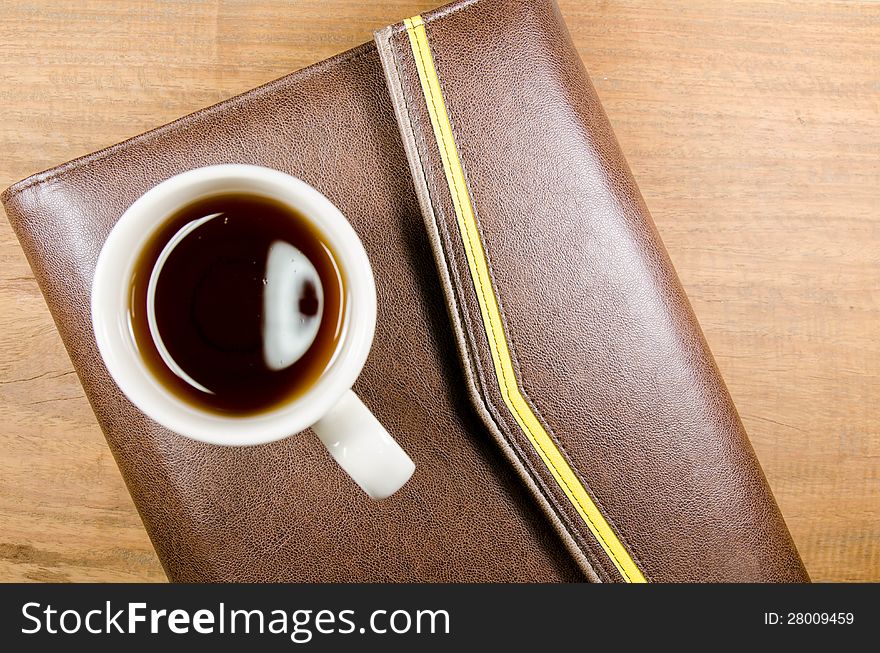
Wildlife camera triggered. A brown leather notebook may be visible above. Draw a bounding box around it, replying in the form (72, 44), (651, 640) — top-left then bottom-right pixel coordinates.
(1, 0), (808, 582)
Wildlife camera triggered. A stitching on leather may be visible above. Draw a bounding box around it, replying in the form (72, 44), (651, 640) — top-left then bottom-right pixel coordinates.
(508, 344), (653, 580)
(393, 48), (491, 410)
(407, 27), (634, 581)
(387, 0), (483, 36)
(409, 26), (636, 581)
(437, 73), (652, 584)
(474, 386), (614, 582)
(477, 258), (654, 578)
(3, 46), (376, 203)
(390, 29), (609, 583)
(408, 22), (632, 582)
(391, 32), (512, 471)
(417, 22), (651, 582)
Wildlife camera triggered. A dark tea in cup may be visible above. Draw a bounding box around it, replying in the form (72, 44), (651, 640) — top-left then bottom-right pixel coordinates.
(93, 165), (413, 498)
(128, 193), (345, 416)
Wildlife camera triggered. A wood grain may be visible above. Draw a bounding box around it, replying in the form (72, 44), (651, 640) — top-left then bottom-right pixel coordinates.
(1, 0), (877, 582)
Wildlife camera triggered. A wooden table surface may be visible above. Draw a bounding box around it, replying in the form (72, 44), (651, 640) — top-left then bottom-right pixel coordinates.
(1, 0), (877, 583)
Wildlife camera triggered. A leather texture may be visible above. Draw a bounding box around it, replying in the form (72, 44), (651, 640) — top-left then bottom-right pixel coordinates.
(1, 41), (581, 583)
(1, 0), (808, 582)
(377, 0), (808, 582)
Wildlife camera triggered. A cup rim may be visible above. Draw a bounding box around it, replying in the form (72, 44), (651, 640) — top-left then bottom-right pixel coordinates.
(91, 164), (376, 446)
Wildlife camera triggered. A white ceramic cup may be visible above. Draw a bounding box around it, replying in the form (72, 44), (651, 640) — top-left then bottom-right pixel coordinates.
(91, 164), (415, 500)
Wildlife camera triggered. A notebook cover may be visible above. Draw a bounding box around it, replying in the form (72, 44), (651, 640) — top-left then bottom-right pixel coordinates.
(374, 0), (808, 582)
(2, 0), (808, 582)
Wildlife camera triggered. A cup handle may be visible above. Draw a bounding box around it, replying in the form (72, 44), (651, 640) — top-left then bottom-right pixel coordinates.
(312, 390), (415, 500)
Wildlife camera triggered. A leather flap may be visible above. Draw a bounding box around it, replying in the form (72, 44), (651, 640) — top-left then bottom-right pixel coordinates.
(375, 0), (807, 582)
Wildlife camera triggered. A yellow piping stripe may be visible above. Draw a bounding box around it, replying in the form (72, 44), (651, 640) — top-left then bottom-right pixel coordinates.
(403, 15), (646, 583)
